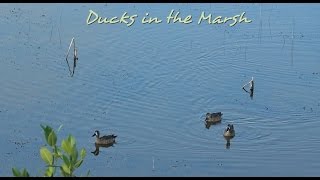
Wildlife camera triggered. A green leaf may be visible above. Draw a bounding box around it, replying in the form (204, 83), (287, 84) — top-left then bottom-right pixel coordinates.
(40, 147), (53, 165)
(86, 170), (90, 177)
(61, 163), (71, 175)
(48, 131), (57, 147)
(74, 159), (83, 168)
(41, 125), (56, 146)
(61, 139), (72, 155)
(80, 148), (86, 159)
(68, 135), (76, 148)
(60, 167), (68, 177)
(62, 154), (70, 167)
(44, 166), (55, 177)
(71, 148), (78, 165)
(21, 168), (30, 177)
(57, 148), (63, 156)
(12, 167), (21, 177)
(53, 147), (61, 159)
(40, 124), (48, 144)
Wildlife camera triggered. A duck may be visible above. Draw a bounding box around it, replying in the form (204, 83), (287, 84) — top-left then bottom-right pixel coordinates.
(223, 124), (235, 138)
(92, 130), (117, 145)
(205, 112), (223, 123)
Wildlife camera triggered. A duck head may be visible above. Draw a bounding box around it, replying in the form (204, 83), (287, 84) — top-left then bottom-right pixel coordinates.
(205, 113), (211, 119)
(92, 130), (100, 137)
(226, 124), (234, 131)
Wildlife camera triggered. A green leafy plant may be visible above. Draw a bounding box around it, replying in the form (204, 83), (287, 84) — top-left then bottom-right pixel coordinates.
(12, 168), (29, 177)
(12, 125), (89, 177)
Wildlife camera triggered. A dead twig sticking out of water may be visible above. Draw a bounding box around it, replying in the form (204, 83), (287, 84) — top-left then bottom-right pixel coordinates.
(242, 77), (254, 90)
(268, 15), (272, 39)
(27, 16), (30, 42)
(72, 43), (78, 77)
(152, 156), (155, 170)
(244, 45), (247, 63)
(259, 3), (262, 44)
(282, 34), (286, 50)
(50, 25), (53, 41)
(242, 77), (254, 99)
(58, 26), (62, 47)
(65, 37), (78, 77)
(58, 8), (62, 47)
(65, 37), (74, 75)
(291, 18), (295, 66)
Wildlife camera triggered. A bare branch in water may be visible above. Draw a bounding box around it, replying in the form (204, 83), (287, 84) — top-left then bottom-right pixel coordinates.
(242, 77), (254, 99)
(71, 39), (78, 77)
(242, 77), (254, 89)
(65, 37), (78, 77)
(66, 37), (74, 63)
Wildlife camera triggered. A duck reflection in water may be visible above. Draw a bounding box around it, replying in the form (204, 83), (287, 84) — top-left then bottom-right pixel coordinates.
(205, 120), (221, 129)
(91, 143), (115, 156)
(224, 136), (233, 149)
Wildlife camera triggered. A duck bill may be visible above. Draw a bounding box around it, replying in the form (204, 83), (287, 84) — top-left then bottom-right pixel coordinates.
(92, 134), (96, 137)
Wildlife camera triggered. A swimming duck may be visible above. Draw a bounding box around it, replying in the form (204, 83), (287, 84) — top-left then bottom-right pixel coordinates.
(92, 130), (117, 145)
(223, 124), (235, 138)
(205, 112), (223, 123)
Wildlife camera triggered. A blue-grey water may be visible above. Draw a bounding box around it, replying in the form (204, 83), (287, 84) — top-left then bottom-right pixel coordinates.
(0, 3), (320, 177)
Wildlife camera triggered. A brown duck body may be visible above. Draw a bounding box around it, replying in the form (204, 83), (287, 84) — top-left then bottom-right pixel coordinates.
(223, 124), (235, 138)
(205, 112), (223, 123)
(92, 130), (117, 145)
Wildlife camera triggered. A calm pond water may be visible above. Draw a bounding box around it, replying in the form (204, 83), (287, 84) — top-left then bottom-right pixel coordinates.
(1, 3), (320, 177)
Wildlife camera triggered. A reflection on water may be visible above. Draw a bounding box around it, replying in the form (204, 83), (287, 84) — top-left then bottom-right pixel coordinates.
(91, 143), (116, 156)
(204, 121), (221, 129)
(243, 87), (254, 99)
(224, 136), (234, 149)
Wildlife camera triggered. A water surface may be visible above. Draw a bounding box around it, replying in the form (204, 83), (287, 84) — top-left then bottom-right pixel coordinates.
(0, 3), (320, 176)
